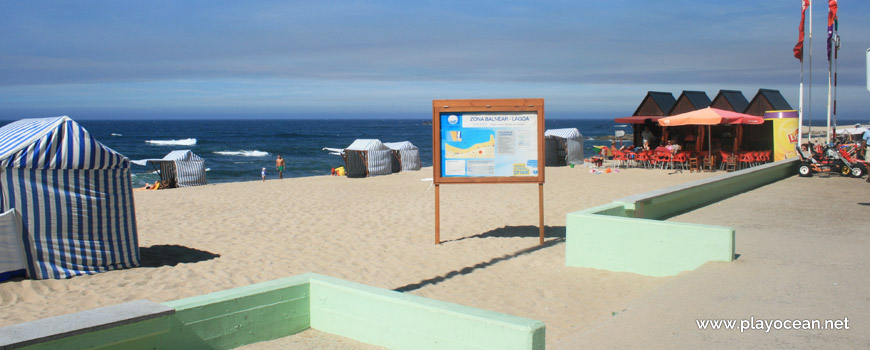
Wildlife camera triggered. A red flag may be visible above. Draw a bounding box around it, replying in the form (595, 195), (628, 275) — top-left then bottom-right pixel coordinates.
(827, 0), (838, 61)
(793, 0), (809, 61)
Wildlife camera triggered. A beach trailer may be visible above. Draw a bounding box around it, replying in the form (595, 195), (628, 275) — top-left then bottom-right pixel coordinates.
(132, 150), (207, 188)
(0, 116), (139, 280)
(544, 128), (584, 166)
(343, 139), (392, 178)
(384, 141), (422, 172)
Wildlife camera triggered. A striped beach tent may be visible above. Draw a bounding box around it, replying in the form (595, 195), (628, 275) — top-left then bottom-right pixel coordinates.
(544, 128), (584, 166)
(384, 141), (422, 172)
(132, 150), (207, 187)
(0, 116), (139, 279)
(343, 139), (392, 178)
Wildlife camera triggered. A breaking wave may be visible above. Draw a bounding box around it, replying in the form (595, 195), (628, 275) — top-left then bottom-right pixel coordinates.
(145, 138), (197, 146)
(213, 150), (270, 157)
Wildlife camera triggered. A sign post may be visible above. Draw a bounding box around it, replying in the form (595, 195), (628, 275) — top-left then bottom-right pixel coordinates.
(432, 98), (545, 245)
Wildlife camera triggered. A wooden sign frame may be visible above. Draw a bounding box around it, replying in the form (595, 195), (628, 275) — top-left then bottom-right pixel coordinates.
(432, 98), (545, 184)
(432, 98), (545, 244)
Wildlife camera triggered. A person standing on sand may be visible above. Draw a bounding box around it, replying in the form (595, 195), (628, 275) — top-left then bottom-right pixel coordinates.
(276, 154), (286, 180)
(261, 167), (266, 182)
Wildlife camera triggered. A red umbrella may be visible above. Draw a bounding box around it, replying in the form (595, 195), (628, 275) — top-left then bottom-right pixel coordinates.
(658, 107), (763, 126)
(658, 107), (763, 153)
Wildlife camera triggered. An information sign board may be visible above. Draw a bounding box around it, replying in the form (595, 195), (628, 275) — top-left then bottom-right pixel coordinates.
(432, 99), (545, 184)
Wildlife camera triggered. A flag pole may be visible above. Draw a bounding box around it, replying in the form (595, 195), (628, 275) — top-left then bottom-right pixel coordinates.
(798, 0), (806, 147)
(827, 43), (832, 145)
(808, 0), (813, 144)
(831, 18), (840, 139)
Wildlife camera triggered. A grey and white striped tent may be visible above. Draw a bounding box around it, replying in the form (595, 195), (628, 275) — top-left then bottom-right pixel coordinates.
(544, 128), (584, 166)
(343, 139), (392, 178)
(0, 116), (139, 279)
(383, 141), (422, 172)
(132, 150), (207, 188)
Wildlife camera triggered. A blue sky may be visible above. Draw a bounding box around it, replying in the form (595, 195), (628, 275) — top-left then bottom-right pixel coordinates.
(1, 1), (868, 120)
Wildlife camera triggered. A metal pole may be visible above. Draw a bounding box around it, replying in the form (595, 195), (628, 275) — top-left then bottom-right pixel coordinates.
(827, 46), (832, 144)
(798, 0), (805, 146)
(808, 0), (814, 143)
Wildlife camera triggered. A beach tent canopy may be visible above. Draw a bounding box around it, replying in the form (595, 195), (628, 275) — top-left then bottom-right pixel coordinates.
(383, 141), (422, 172)
(343, 139), (392, 178)
(0, 116), (139, 279)
(544, 128), (584, 166)
(132, 150), (207, 187)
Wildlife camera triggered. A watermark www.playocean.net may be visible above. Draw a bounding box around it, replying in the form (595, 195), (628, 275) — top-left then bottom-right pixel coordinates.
(696, 317), (850, 333)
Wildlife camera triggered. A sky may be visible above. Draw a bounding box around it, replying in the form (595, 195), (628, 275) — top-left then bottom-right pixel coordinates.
(1, 0), (869, 120)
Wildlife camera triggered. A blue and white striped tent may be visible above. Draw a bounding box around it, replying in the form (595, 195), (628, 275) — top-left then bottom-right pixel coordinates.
(384, 141), (422, 172)
(0, 116), (139, 279)
(132, 150), (207, 187)
(343, 139), (392, 178)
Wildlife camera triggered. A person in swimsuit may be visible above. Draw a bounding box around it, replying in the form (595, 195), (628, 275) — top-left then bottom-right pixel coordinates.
(276, 154), (285, 180)
(261, 167), (266, 182)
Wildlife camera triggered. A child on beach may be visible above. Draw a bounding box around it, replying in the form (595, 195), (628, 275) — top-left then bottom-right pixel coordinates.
(261, 167), (266, 182)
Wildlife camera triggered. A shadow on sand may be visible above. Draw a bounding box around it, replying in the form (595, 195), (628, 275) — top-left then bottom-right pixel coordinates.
(139, 244), (220, 268)
(394, 226), (565, 293)
(440, 225), (566, 243)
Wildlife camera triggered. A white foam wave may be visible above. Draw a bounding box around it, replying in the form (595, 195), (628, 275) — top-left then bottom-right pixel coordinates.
(214, 150), (270, 157)
(145, 138), (197, 146)
(111, 133), (123, 136)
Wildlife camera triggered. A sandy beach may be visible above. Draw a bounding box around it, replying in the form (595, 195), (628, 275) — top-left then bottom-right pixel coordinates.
(1, 165), (868, 348)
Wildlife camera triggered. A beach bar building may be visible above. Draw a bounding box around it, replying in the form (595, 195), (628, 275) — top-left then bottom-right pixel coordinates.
(384, 141), (422, 172)
(544, 128), (584, 166)
(0, 116), (139, 280)
(744, 89), (796, 159)
(614, 91), (676, 148)
(132, 150), (207, 188)
(668, 91), (711, 116)
(710, 90), (749, 112)
(343, 139), (392, 178)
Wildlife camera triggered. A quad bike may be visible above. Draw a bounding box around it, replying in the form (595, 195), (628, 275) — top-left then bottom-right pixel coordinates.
(795, 143), (866, 178)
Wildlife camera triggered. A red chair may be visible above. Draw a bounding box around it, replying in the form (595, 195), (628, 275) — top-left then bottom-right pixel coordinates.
(672, 151), (689, 170)
(624, 151), (638, 167)
(612, 150), (629, 168)
(654, 150), (673, 169)
(738, 151), (755, 169)
(762, 150), (772, 163)
(635, 151), (652, 168)
(754, 151), (766, 165)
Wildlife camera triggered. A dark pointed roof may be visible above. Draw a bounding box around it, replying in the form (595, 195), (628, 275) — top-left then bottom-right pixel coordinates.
(744, 88), (794, 116)
(668, 90), (711, 115)
(632, 91), (676, 116)
(710, 90), (749, 112)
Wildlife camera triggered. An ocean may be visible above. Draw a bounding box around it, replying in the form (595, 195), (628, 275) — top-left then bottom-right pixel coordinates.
(1, 118), (863, 187)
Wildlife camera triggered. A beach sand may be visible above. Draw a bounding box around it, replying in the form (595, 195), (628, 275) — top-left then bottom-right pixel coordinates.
(1, 165), (867, 348)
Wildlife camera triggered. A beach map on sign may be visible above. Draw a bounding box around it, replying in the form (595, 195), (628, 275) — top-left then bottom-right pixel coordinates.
(443, 131), (495, 159)
(440, 112), (538, 178)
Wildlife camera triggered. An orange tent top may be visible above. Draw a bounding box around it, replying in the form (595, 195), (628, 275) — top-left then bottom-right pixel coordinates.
(657, 107), (764, 126)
